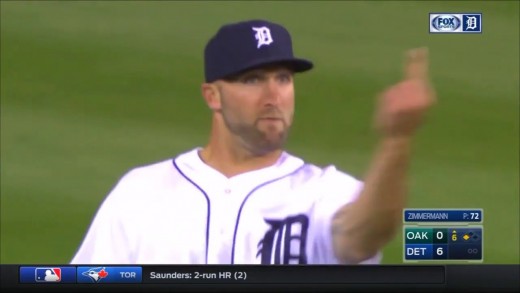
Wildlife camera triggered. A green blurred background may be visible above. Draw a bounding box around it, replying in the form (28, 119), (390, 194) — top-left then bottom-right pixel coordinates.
(1, 1), (518, 264)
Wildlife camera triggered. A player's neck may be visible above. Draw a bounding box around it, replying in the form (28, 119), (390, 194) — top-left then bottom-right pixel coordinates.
(200, 135), (283, 179)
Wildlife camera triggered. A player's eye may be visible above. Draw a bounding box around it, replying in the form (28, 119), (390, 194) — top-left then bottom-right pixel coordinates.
(241, 74), (262, 84)
(277, 73), (293, 83)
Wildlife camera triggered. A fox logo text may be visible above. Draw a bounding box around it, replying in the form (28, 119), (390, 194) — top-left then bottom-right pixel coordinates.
(430, 13), (482, 33)
(35, 268), (61, 282)
(432, 14), (461, 32)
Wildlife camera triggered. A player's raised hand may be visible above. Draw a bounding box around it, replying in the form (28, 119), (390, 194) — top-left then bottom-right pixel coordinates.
(374, 47), (436, 138)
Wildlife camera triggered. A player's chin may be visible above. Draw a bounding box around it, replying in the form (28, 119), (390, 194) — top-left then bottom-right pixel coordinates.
(255, 119), (289, 139)
(250, 131), (288, 155)
(263, 130), (288, 147)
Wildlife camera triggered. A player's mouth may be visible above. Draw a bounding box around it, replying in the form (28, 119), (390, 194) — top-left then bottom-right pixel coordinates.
(258, 117), (283, 121)
(258, 118), (284, 126)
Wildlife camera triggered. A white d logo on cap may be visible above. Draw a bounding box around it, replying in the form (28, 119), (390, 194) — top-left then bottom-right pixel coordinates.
(252, 27), (273, 49)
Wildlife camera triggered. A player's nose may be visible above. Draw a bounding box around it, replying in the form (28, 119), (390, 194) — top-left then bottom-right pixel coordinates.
(262, 79), (282, 106)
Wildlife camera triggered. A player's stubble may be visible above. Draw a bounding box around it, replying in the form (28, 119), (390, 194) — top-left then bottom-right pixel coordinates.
(219, 91), (293, 156)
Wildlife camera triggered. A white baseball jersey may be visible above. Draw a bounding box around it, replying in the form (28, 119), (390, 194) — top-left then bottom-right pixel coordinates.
(71, 148), (382, 265)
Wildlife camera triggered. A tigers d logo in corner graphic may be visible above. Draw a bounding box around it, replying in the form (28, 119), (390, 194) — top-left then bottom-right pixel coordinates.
(256, 214), (309, 264)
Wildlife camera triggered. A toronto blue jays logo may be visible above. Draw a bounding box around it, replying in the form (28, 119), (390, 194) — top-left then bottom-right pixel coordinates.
(256, 214), (309, 264)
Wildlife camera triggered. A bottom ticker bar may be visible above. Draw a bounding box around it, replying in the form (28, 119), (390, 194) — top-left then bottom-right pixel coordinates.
(2, 265), (519, 293)
(142, 265), (444, 284)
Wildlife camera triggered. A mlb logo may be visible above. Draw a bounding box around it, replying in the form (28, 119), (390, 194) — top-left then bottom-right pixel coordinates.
(34, 268), (61, 282)
(429, 13), (482, 33)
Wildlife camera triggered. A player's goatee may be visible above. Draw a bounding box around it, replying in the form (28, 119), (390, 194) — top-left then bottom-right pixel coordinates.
(238, 118), (289, 155)
(255, 120), (289, 149)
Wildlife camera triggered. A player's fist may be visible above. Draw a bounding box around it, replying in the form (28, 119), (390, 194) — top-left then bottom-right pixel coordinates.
(374, 47), (436, 138)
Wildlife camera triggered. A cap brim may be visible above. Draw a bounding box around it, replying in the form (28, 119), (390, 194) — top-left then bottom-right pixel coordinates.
(221, 57), (313, 81)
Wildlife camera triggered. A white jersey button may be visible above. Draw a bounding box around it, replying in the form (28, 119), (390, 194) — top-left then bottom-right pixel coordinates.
(224, 188), (231, 194)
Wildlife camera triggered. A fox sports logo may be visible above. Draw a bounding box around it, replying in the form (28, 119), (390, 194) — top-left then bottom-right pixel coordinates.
(432, 15), (461, 32)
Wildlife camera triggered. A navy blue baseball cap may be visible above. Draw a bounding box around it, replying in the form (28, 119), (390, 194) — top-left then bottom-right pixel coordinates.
(204, 19), (314, 82)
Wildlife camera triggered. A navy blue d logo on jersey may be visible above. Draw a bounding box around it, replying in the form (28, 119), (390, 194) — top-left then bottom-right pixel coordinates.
(257, 214), (309, 264)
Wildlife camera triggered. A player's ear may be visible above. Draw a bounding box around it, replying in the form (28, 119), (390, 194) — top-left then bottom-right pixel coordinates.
(201, 82), (222, 111)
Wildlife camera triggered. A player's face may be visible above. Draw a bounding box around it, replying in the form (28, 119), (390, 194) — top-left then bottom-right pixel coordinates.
(217, 65), (295, 154)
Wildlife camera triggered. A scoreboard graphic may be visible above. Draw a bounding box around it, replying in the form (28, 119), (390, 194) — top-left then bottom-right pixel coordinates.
(403, 209), (483, 262)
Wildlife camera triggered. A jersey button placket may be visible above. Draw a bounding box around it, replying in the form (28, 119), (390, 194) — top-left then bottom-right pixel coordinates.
(221, 188), (231, 234)
(218, 185), (234, 262)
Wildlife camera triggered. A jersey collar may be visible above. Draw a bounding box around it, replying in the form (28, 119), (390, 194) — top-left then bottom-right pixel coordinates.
(174, 147), (305, 187)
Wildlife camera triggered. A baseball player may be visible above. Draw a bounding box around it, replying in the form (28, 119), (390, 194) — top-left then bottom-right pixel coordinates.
(71, 19), (435, 265)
